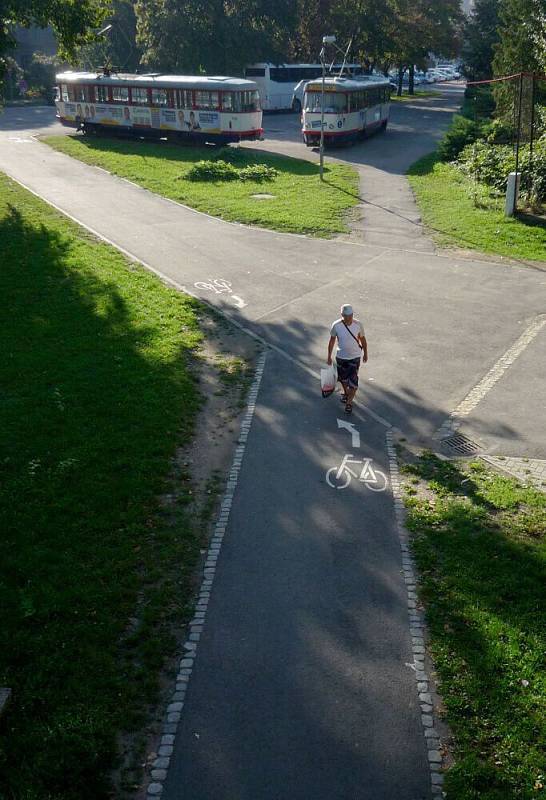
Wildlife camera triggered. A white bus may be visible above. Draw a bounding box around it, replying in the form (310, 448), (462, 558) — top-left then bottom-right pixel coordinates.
(302, 76), (390, 146)
(244, 62), (363, 111)
(55, 71), (263, 145)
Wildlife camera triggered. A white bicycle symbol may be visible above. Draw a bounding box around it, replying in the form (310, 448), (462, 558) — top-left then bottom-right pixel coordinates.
(194, 278), (233, 294)
(326, 454), (389, 491)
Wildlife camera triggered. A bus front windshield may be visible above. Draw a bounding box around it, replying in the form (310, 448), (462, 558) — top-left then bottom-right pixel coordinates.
(304, 91), (347, 113)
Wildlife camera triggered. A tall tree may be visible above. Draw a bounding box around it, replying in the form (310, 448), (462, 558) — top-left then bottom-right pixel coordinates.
(136, 0), (296, 75)
(77, 0), (141, 72)
(1, 0), (110, 91)
(492, 0), (546, 112)
(462, 0), (500, 79)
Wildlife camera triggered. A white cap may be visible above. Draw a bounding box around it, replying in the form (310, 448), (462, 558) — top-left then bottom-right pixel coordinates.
(340, 304), (353, 317)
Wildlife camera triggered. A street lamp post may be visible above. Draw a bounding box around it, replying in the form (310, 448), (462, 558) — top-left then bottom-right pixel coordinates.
(319, 35), (336, 182)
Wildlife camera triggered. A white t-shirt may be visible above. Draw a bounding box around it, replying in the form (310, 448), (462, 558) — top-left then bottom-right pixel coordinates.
(330, 318), (365, 360)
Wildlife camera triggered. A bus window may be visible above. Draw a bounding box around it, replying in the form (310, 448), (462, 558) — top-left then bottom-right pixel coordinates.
(195, 90), (219, 110)
(151, 88), (168, 106)
(245, 67), (266, 77)
(95, 84), (108, 103)
(112, 86), (129, 102)
(131, 87), (149, 105)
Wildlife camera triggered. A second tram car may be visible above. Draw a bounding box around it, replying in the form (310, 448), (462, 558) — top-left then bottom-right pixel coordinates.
(55, 71), (263, 145)
(302, 76), (390, 146)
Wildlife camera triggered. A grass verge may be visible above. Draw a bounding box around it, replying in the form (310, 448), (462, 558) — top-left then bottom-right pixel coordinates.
(41, 135), (359, 237)
(402, 453), (546, 800)
(408, 153), (546, 262)
(0, 171), (204, 798)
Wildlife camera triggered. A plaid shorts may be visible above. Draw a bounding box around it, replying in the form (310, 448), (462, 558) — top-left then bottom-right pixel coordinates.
(336, 357), (360, 389)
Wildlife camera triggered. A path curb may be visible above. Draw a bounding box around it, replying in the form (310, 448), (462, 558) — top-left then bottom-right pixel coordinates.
(145, 351), (267, 798)
(386, 431), (446, 798)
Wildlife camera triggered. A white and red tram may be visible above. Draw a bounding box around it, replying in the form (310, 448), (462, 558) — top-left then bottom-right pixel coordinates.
(55, 71), (263, 145)
(302, 76), (390, 146)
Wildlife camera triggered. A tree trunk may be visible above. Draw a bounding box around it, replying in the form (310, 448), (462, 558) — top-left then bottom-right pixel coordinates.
(409, 64), (415, 95)
(397, 66), (404, 96)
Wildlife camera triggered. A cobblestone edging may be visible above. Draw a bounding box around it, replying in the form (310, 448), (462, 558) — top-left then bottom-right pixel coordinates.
(386, 431), (445, 798)
(481, 455), (546, 492)
(145, 351), (267, 799)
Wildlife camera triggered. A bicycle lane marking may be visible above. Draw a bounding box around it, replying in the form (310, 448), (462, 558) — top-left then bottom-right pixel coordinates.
(327, 418), (389, 491)
(193, 278), (247, 309)
(162, 351), (431, 800)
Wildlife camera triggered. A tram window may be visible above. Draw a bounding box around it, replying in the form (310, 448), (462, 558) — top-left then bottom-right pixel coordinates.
(222, 92), (234, 111)
(151, 88), (168, 106)
(112, 86), (129, 102)
(304, 91), (347, 113)
(131, 87), (149, 105)
(232, 90), (260, 112)
(195, 90), (219, 110)
(70, 85), (86, 102)
(61, 84), (69, 102)
(175, 89), (193, 108)
(245, 67), (266, 77)
(95, 85), (108, 103)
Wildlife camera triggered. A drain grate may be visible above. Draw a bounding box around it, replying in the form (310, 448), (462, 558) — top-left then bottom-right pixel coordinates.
(440, 433), (482, 456)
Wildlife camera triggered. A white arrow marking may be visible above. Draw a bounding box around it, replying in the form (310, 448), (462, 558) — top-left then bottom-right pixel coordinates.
(231, 295), (247, 309)
(337, 419), (360, 448)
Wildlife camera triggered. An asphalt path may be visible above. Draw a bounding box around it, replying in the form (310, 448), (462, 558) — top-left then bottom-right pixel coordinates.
(1, 92), (546, 798)
(163, 354), (430, 800)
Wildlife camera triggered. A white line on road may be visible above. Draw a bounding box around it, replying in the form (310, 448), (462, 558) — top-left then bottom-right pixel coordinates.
(434, 314), (546, 439)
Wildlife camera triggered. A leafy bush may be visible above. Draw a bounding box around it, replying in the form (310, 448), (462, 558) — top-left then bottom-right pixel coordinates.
(185, 159), (239, 182)
(185, 157), (278, 183)
(457, 134), (546, 201)
(457, 140), (514, 192)
(438, 114), (483, 162)
(238, 164), (278, 182)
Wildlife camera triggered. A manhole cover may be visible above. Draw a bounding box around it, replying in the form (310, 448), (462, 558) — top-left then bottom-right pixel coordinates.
(440, 433), (482, 456)
(251, 193), (276, 200)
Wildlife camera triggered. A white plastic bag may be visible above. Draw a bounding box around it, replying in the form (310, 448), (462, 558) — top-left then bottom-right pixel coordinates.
(320, 362), (337, 398)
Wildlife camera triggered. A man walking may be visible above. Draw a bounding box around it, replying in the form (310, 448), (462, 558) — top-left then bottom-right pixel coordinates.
(327, 304), (368, 414)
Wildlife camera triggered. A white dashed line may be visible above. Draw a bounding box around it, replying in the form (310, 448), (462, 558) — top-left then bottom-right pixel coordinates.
(434, 314), (546, 439)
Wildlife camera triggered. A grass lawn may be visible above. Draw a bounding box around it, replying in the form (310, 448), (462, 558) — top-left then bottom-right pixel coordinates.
(408, 153), (546, 262)
(41, 135), (359, 237)
(402, 453), (546, 800)
(0, 172), (204, 798)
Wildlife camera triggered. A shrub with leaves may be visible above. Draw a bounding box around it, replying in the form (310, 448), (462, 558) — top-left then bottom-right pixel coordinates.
(185, 159), (239, 182)
(438, 115), (483, 162)
(457, 140), (515, 192)
(238, 164), (278, 182)
(457, 135), (546, 201)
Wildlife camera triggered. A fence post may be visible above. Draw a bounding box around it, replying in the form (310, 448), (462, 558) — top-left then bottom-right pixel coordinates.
(513, 71), (524, 214)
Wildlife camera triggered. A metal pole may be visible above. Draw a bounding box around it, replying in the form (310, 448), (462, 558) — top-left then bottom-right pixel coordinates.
(529, 71), (536, 173)
(513, 71), (523, 214)
(320, 47), (325, 182)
